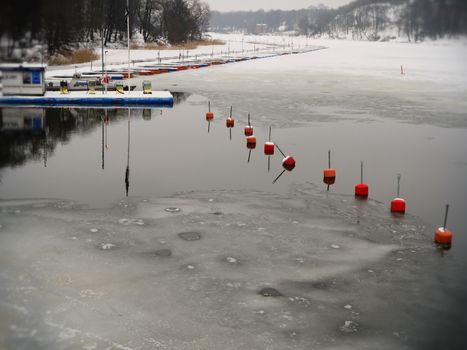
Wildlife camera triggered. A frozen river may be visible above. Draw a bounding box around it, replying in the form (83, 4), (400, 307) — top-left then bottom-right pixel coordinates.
(1, 36), (467, 349)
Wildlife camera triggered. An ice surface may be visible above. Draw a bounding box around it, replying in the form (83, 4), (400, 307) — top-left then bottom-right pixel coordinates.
(0, 185), (444, 349)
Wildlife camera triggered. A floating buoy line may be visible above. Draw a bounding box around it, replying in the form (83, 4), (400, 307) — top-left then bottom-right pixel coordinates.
(200, 102), (457, 250)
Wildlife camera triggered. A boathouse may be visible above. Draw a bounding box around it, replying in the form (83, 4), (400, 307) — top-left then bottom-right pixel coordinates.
(0, 64), (47, 96)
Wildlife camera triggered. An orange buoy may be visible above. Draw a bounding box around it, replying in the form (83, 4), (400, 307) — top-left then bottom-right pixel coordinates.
(244, 113), (253, 136)
(323, 150), (336, 186)
(206, 101), (214, 121)
(264, 126), (275, 155)
(434, 204), (453, 247)
(355, 161), (369, 198)
(390, 173), (406, 214)
(247, 135), (257, 149)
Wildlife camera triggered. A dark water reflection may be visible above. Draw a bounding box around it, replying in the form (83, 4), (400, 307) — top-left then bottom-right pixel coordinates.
(1, 96), (467, 238)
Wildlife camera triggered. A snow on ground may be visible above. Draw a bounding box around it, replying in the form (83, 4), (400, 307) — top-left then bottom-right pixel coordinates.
(49, 33), (467, 91)
(0, 185), (438, 350)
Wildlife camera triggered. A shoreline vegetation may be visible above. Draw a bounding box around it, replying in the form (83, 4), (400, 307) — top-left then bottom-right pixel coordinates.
(47, 38), (225, 66)
(129, 38), (225, 50)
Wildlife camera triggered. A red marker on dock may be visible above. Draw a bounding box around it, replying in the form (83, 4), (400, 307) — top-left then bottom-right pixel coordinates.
(390, 174), (406, 214)
(434, 204), (453, 248)
(355, 161), (368, 198)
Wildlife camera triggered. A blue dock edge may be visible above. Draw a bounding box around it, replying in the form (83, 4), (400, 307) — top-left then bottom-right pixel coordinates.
(0, 95), (174, 108)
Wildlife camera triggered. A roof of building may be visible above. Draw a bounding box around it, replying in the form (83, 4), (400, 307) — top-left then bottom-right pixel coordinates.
(0, 63), (47, 72)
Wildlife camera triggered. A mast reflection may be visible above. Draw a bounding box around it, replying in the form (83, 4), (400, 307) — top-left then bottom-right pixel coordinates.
(125, 108), (131, 197)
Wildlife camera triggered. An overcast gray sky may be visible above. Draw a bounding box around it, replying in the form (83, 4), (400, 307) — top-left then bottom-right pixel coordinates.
(206, 0), (351, 12)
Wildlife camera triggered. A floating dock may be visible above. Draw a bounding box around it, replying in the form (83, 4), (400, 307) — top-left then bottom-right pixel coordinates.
(0, 91), (174, 108)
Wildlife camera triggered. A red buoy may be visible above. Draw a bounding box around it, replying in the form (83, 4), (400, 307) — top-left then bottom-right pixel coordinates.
(391, 198), (406, 213)
(434, 204), (453, 248)
(226, 106), (235, 127)
(244, 113), (253, 136)
(247, 135), (257, 149)
(272, 144), (296, 184)
(206, 101), (214, 121)
(264, 126), (275, 155)
(390, 174), (406, 214)
(323, 150), (336, 186)
(283, 156), (296, 171)
(355, 161), (369, 198)
(264, 142), (275, 155)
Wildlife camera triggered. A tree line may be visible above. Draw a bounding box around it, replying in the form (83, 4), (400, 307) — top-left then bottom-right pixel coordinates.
(210, 0), (467, 41)
(0, 0), (210, 56)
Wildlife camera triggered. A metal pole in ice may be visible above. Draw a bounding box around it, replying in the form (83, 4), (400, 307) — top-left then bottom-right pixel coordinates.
(397, 173), (401, 198)
(361, 161), (364, 184)
(443, 204), (450, 230)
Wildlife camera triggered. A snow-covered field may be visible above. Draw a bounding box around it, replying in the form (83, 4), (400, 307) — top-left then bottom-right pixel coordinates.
(50, 33), (467, 90)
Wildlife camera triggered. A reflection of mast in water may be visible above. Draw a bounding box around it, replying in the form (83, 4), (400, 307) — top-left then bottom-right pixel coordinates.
(105, 108), (110, 149)
(43, 109), (48, 167)
(125, 108), (131, 197)
(101, 115), (105, 169)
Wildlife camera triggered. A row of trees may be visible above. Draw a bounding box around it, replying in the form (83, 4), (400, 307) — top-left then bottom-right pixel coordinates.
(211, 0), (467, 41)
(0, 0), (210, 56)
(322, 0), (467, 41)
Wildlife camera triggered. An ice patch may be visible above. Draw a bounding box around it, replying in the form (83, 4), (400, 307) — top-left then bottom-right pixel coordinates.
(97, 243), (117, 251)
(226, 257), (238, 264)
(79, 289), (102, 298)
(340, 320), (359, 333)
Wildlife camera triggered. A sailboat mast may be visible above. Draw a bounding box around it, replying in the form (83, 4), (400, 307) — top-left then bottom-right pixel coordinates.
(127, 0), (131, 95)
